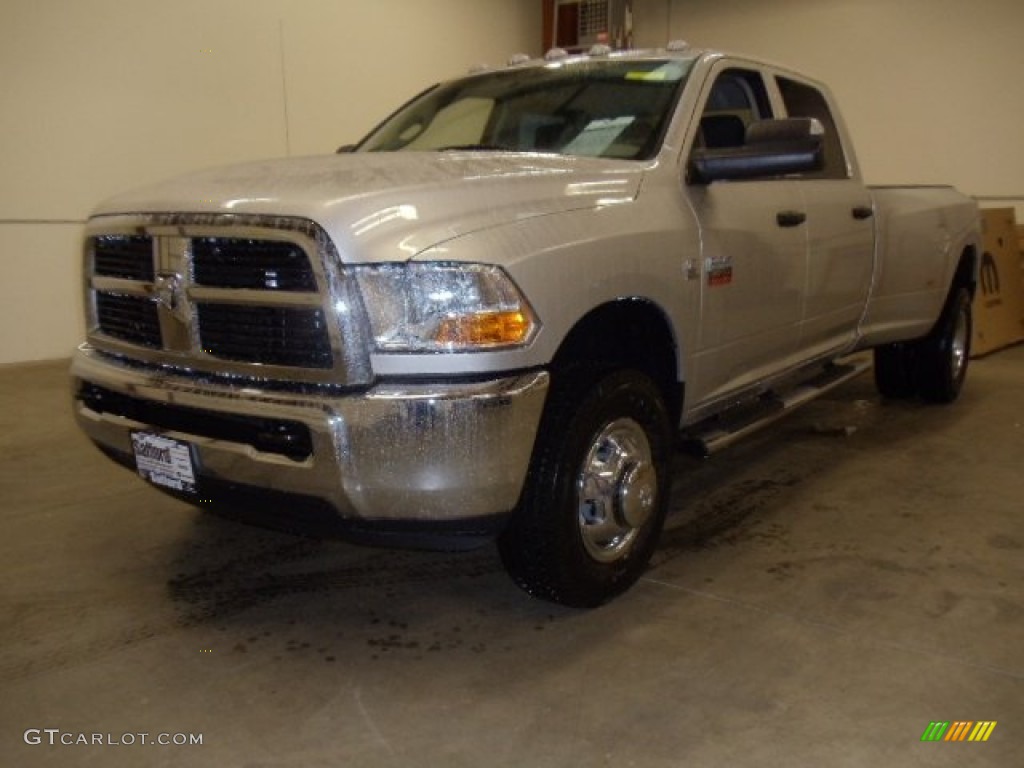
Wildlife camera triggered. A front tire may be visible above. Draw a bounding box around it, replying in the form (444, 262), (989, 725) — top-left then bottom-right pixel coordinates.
(498, 369), (672, 608)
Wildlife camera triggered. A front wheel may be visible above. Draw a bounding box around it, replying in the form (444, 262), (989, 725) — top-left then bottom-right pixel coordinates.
(498, 369), (672, 608)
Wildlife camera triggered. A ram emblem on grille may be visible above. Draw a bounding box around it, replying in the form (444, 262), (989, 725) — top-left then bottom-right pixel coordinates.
(153, 272), (187, 323)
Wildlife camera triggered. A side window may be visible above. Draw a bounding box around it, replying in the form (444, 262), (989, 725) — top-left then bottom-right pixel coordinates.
(694, 68), (772, 151)
(776, 77), (848, 179)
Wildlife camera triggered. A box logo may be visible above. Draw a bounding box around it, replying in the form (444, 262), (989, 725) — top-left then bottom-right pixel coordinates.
(979, 252), (1000, 296)
(920, 721), (997, 742)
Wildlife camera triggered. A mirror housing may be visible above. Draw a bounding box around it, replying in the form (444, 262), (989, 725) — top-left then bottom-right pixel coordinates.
(689, 117), (824, 184)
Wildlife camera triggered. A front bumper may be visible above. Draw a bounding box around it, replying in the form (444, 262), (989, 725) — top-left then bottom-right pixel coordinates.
(71, 345), (548, 536)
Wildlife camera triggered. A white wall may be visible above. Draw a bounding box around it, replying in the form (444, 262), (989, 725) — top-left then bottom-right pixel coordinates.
(634, 0), (1024, 217)
(0, 0), (540, 364)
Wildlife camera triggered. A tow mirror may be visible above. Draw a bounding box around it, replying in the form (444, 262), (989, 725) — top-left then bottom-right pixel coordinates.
(689, 117), (824, 184)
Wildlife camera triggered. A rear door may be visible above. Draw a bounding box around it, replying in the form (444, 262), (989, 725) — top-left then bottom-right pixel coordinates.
(775, 75), (875, 360)
(684, 63), (808, 408)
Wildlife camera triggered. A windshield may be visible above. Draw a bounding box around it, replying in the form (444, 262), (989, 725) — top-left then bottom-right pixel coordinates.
(356, 58), (694, 161)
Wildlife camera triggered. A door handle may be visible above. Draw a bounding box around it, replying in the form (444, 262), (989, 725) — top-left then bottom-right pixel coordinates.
(852, 205), (874, 220)
(776, 211), (807, 228)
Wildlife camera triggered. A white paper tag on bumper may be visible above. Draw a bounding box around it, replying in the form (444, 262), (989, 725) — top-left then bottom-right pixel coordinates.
(131, 432), (197, 494)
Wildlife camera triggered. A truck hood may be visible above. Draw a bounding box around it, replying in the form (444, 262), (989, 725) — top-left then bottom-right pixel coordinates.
(94, 152), (645, 263)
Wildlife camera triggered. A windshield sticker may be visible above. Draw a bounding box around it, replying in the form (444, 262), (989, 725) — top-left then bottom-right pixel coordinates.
(625, 62), (690, 82)
(626, 71), (668, 81)
(562, 117), (636, 156)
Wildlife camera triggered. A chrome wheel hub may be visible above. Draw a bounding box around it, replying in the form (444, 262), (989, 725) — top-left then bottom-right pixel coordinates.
(951, 302), (969, 380)
(577, 418), (657, 564)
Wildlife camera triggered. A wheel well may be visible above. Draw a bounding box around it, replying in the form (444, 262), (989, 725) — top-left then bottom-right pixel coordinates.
(956, 245), (978, 298)
(550, 299), (682, 424)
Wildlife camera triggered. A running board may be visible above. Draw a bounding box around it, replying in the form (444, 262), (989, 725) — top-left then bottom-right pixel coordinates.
(680, 358), (871, 457)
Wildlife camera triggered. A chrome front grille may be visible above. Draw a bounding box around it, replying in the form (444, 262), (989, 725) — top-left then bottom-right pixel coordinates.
(192, 237), (318, 291)
(95, 292), (161, 348)
(84, 214), (371, 386)
(93, 234), (155, 281)
(196, 303), (334, 369)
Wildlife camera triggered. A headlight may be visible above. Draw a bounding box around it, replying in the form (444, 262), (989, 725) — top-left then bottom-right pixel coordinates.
(353, 263), (539, 352)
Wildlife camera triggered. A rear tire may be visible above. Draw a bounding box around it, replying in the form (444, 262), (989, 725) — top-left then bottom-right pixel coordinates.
(915, 285), (972, 403)
(873, 342), (918, 399)
(873, 283), (972, 403)
(498, 369), (672, 608)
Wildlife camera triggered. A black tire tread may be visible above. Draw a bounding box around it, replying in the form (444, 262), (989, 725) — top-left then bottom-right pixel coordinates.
(498, 367), (671, 608)
(873, 343), (918, 399)
(873, 279), (972, 404)
(916, 285), (971, 403)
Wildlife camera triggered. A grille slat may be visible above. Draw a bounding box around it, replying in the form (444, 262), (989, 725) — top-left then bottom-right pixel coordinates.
(96, 293), (161, 348)
(92, 235), (154, 281)
(197, 304), (333, 369)
(192, 237), (317, 291)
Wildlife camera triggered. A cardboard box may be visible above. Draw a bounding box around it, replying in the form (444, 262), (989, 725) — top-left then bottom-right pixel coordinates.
(1018, 224), (1024, 289)
(972, 208), (1024, 356)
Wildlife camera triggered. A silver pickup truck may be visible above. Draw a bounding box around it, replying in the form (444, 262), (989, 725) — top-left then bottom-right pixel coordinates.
(71, 45), (980, 606)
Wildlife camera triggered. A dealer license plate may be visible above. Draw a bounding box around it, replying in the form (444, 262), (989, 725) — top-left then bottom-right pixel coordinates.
(131, 432), (197, 494)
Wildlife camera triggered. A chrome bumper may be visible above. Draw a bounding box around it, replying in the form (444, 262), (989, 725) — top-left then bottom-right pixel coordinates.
(71, 345), (548, 527)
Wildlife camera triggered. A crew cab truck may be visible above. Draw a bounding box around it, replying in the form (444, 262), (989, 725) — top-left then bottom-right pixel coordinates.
(71, 45), (979, 607)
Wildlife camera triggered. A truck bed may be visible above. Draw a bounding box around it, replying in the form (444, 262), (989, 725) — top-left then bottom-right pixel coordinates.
(858, 185), (979, 348)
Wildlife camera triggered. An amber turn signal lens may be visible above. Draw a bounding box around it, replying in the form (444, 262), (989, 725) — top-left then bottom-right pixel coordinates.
(434, 310), (532, 347)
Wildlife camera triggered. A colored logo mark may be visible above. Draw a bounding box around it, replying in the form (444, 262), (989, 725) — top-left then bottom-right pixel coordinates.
(979, 252), (1000, 296)
(921, 721), (997, 742)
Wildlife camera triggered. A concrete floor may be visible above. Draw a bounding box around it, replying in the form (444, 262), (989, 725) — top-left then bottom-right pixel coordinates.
(1, 348), (1021, 767)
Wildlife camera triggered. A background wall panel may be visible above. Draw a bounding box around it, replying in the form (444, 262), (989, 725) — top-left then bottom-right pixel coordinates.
(0, 225), (84, 363)
(633, 0), (1024, 217)
(0, 0), (540, 364)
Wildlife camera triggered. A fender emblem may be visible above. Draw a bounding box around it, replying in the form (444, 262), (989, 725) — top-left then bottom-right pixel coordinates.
(706, 256), (733, 287)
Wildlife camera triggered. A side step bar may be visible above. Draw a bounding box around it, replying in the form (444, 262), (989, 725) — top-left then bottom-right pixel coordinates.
(680, 358), (871, 457)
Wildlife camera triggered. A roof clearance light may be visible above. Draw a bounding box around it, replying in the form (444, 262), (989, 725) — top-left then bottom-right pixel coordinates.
(544, 47), (569, 61)
(507, 53), (530, 66)
(589, 44), (612, 56)
(666, 39), (690, 51)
